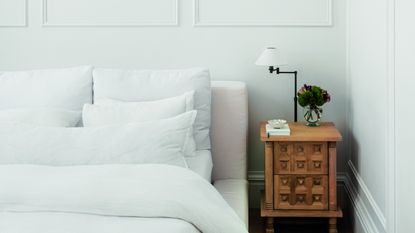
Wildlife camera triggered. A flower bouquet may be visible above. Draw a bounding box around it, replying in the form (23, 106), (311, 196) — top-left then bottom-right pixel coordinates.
(297, 84), (331, 126)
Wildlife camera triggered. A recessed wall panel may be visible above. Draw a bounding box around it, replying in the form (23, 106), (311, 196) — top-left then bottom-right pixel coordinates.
(43, 0), (178, 26)
(194, 0), (332, 26)
(0, 0), (26, 27)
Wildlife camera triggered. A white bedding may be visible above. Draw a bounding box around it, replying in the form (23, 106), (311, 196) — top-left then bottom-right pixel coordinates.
(0, 164), (247, 233)
(188, 150), (213, 182)
(0, 111), (196, 167)
(0, 212), (201, 233)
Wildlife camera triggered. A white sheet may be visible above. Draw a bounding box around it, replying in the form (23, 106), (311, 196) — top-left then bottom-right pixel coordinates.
(0, 212), (200, 233)
(0, 164), (247, 233)
(187, 150), (213, 182)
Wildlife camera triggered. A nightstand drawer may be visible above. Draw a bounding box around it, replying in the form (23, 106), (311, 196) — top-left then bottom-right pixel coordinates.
(274, 142), (328, 175)
(274, 175), (328, 210)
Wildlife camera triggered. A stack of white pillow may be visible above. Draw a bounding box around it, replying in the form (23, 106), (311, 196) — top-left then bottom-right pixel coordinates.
(0, 66), (212, 179)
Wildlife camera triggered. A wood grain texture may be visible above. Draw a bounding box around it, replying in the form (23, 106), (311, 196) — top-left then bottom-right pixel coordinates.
(274, 175), (328, 210)
(265, 141), (274, 210)
(274, 142), (328, 175)
(328, 142), (337, 210)
(260, 121), (342, 233)
(329, 218), (338, 233)
(260, 122), (342, 142)
(261, 192), (343, 218)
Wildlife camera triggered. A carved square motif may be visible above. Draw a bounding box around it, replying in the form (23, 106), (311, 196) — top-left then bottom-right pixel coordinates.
(314, 144), (322, 153)
(297, 145), (304, 152)
(280, 161), (288, 169)
(297, 161), (305, 169)
(313, 161), (322, 168)
(313, 195), (322, 203)
(281, 177), (289, 185)
(297, 177), (305, 186)
(281, 194), (289, 202)
(296, 194), (306, 203)
(280, 145), (288, 152)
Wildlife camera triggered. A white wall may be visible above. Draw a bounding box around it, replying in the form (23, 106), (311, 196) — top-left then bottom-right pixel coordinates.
(395, 0), (415, 232)
(0, 0), (347, 207)
(347, 0), (415, 233)
(348, 0), (389, 230)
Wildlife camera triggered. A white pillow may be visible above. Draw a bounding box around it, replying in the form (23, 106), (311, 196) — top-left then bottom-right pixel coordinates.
(0, 66), (93, 111)
(93, 68), (211, 150)
(0, 108), (81, 127)
(0, 111), (197, 167)
(83, 91), (194, 127)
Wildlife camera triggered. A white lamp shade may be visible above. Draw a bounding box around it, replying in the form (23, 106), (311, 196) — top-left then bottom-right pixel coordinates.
(255, 47), (287, 66)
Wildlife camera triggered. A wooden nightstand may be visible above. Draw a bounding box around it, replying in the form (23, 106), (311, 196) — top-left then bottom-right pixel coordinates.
(260, 122), (343, 233)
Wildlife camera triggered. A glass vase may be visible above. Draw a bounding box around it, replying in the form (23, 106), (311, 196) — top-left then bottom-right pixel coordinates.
(303, 105), (323, 127)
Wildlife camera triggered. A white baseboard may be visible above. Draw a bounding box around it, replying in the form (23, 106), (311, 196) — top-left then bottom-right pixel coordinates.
(345, 161), (386, 233)
(248, 169), (386, 233)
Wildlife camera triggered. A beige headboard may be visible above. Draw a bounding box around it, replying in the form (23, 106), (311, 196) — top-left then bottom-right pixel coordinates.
(210, 81), (248, 181)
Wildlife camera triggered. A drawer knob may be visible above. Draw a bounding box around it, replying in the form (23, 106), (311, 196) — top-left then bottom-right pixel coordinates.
(280, 145), (287, 152)
(314, 179), (321, 186)
(297, 178), (305, 185)
(314, 161), (321, 168)
(281, 162), (288, 168)
(314, 195), (321, 202)
(297, 195), (305, 202)
(281, 178), (289, 185)
(297, 162), (305, 168)
(297, 146), (304, 152)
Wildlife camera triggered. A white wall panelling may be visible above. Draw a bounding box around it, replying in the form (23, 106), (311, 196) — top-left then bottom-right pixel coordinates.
(42, 0), (179, 27)
(347, 161), (386, 233)
(347, 0), (396, 232)
(386, 0), (396, 233)
(395, 0), (415, 232)
(342, 172), (382, 233)
(0, 0), (27, 27)
(193, 0), (332, 26)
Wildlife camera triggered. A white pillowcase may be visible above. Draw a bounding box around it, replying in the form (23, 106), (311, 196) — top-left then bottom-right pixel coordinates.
(0, 66), (93, 111)
(83, 91), (194, 127)
(0, 111), (197, 167)
(0, 108), (81, 127)
(93, 68), (211, 150)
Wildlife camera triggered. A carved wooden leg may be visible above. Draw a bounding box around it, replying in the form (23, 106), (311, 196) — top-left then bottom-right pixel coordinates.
(266, 217), (275, 233)
(328, 218), (338, 233)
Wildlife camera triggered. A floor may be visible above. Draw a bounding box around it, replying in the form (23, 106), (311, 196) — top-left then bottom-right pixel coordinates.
(249, 209), (353, 233)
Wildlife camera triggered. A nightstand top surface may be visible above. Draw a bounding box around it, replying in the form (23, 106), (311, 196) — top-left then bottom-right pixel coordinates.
(260, 121), (342, 142)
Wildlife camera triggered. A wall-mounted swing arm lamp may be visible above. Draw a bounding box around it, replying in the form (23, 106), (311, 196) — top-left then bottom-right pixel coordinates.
(256, 47), (299, 122)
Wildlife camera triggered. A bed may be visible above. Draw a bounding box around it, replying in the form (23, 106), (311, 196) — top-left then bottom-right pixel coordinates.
(0, 67), (249, 233)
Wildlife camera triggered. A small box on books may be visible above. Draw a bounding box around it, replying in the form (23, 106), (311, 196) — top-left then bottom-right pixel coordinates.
(266, 124), (291, 136)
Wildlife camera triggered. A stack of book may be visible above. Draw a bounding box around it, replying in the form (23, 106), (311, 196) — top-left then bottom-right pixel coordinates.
(266, 123), (291, 136)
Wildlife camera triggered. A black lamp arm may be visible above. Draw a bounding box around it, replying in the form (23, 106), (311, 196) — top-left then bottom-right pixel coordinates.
(268, 66), (299, 122)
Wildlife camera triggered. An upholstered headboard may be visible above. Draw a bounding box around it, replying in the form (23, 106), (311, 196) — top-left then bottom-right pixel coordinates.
(210, 81), (248, 181)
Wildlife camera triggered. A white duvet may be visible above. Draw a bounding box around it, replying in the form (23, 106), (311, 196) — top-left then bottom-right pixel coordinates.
(0, 164), (247, 233)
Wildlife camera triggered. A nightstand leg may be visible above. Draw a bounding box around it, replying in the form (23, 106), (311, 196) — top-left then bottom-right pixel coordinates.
(266, 217), (275, 233)
(328, 218), (338, 233)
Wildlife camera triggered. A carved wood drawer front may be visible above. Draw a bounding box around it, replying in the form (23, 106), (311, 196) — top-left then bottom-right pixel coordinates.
(274, 175), (328, 210)
(274, 142), (328, 175)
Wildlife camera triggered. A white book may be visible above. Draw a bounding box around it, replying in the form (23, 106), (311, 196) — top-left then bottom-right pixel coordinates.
(266, 124), (291, 136)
